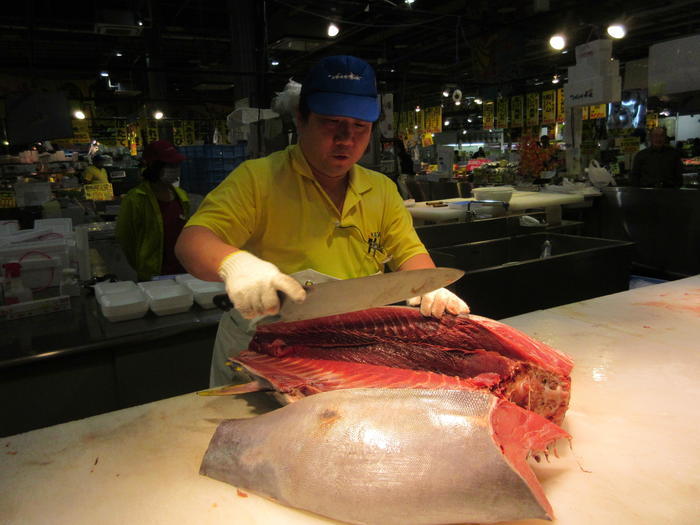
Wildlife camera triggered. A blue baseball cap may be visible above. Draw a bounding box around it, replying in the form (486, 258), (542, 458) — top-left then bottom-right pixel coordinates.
(301, 55), (380, 122)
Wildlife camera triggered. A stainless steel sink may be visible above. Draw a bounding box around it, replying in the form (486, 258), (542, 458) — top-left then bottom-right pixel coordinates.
(430, 232), (635, 319)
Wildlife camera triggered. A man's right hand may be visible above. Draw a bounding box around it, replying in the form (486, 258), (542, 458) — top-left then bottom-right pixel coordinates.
(217, 251), (306, 319)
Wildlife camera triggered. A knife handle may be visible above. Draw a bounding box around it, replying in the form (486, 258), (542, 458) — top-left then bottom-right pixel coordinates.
(213, 294), (234, 311)
(212, 291), (287, 313)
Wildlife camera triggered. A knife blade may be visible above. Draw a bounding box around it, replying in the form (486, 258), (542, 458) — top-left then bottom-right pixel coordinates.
(213, 267), (464, 323)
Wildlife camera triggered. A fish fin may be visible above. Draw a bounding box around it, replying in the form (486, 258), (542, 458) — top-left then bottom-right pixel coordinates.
(197, 381), (267, 396)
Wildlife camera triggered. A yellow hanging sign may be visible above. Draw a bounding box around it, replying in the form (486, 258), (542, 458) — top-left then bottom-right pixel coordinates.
(556, 88), (565, 123)
(589, 104), (607, 119)
(542, 90), (556, 125)
(526, 93), (539, 126)
(496, 98), (508, 129)
(511, 95), (524, 128)
(424, 106), (442, 134)
(483, 101), (495, 130)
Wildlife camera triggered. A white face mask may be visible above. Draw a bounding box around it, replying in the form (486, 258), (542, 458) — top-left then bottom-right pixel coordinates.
(161, 166), (181, 184)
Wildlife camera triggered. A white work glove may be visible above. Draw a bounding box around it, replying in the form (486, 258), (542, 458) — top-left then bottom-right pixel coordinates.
(218, 251), (306, 319)
(407, 288), (470, 319)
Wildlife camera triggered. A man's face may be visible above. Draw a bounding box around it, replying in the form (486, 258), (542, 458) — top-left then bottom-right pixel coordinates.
(650, 129), (666, 149)
(297, 112), (372, 180)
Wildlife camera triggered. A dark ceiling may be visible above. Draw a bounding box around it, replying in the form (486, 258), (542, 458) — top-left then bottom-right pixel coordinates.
(1, 0), (699, 116)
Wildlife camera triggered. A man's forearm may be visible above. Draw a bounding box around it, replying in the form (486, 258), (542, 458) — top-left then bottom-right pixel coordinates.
(398, 252), (436, 271)
(175, 225), (239, 281)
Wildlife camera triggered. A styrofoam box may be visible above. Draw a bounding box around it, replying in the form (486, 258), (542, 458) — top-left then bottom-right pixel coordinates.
(94, 280), (139, 301)
(138, 281), (193, 316)
(98, 288), (149, 322)
(175, 274), (225, 309)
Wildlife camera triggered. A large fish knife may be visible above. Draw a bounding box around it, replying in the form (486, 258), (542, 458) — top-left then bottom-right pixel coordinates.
(213, 267), (464, 323)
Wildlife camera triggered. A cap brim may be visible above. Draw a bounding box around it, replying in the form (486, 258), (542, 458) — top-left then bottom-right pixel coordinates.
(160, 151), (186, 163)
(307, 92), (380, 122)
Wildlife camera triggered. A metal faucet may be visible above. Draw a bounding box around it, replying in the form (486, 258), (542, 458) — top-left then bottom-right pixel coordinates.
(465, 200), (510, 220)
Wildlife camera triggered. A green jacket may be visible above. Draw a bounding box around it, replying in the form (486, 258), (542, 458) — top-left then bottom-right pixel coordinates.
(115, 181), (190, 281)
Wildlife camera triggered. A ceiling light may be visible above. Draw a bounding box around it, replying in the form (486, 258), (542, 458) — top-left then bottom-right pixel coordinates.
(2, 140), (8, 146)
(455, 100), (461, 106)
(327, 23), (339, 37)
(73, 110), (86, 120)
(549, 34), (566, 50)
(405, 0), (415, 5)
(474, 98), (482, 105)
(660, 110), (671, 117)
(115, 51), (123, 57)
(153, 110), (164, 120)
(467, 118), (472, 123)
(562, 49), (568, 54)
(442, 89), (450, 97)
(444, 120), (450, 126)
(270, 59), (280, 66)
(100, 71), (109, 77)
(607, 24), (626, 39)
(414, 125), (418, 129)
(552, 75), (560, 84)
(415, 105), (421, 112)
(462, 130), (467, 135)
(137, 20), (143, 26)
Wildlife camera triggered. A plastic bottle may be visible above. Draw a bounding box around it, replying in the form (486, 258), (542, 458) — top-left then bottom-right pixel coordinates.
(59, 268), (81, 297)
(540, 240), (552, 259)
(2, 262), (33, 304)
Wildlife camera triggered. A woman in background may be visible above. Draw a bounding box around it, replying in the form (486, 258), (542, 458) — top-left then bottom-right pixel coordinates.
(116, 140), (190, 281)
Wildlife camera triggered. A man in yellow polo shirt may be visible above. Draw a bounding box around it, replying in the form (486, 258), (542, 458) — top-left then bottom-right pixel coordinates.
(83, 154), (109, 184)
(176, 55), (468, 386)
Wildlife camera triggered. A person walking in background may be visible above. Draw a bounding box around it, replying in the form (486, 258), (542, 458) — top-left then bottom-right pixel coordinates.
(116, 140), (190, 281)
(630, 127), (683, 188)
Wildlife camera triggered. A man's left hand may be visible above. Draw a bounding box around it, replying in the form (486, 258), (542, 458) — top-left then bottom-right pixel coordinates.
(407, 288), (470, 319)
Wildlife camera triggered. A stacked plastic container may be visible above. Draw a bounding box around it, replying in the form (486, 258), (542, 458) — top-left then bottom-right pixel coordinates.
(95, 281), (149, 322)
(138, 280), (194, 316)
(178, 144), (247, 196)
(175, 274), (225, 309)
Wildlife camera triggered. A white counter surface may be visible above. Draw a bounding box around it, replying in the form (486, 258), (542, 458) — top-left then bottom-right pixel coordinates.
(408, 191), (587, 222)
(2, 277), (700, 525)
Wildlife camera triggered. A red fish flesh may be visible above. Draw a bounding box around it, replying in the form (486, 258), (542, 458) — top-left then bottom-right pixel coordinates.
(222, 306), (573, 425)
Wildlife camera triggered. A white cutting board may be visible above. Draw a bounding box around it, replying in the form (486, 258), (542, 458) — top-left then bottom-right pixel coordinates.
(408, 191), (584, 222)
(2, 277), (700, 524)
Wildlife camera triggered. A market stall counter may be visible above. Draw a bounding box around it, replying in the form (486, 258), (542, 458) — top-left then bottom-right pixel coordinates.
(408, 190), (595, 224)
(0, 292), (223, 437)
(2, 277), (698, 524)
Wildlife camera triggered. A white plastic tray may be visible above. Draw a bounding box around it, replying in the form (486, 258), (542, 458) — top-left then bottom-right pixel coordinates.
(98, 288), (149, 322)
(138, 281), (193, 316)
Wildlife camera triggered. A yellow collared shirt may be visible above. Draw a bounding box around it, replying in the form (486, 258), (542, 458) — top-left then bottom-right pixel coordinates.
(185, 144), (427, 279)
(83, 165), (109, 184)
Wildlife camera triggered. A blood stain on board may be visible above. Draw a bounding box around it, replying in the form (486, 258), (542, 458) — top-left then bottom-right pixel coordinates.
(237, 489), (249, 498)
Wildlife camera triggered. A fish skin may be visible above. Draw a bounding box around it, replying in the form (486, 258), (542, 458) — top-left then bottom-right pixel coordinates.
(200, 388), (568, 525)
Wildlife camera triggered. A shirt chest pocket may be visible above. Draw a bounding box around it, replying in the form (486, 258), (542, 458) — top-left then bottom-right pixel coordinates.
(333, 223), (391, 271)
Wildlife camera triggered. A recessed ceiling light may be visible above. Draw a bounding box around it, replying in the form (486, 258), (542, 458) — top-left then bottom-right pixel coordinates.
(327, 23), (339, 37)
(607, 24), (626, 39)
(549, 34), (566, 50)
